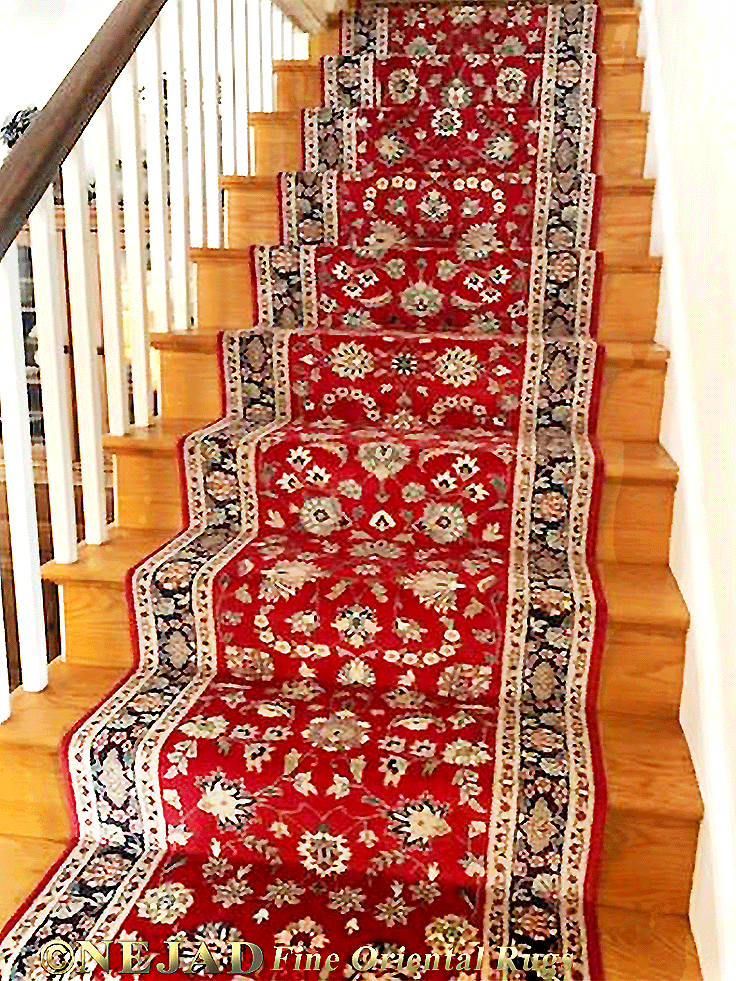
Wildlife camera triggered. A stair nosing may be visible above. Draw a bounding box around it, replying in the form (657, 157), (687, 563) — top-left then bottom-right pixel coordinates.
(247, 109), (649, 123)
(220, 174), (656, 193)
(271, 55), (645, 69)
(104, 425), (679, 484)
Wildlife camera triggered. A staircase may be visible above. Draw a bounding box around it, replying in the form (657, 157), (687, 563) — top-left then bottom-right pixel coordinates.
(0, 7), (702, 979)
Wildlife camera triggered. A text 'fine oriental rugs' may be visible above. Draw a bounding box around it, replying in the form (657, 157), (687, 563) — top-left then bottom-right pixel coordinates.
(0, 4), (607, 981)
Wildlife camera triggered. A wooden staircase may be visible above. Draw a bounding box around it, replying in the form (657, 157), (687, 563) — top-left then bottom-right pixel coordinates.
(0, 11), (703, 979)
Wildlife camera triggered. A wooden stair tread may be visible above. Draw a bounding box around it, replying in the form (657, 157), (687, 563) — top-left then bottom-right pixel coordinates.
(598, 175), (654, 192)
(150, 331), (217, 353)
(43, 535), (688, 635)
(274, 55), (644, 69)
(105, 419), (678, 485)
(601, 7), (639, 17)
(600, 440), (677, 482)
(600, 56), (644, 68)
(599, 563), (689, 631)
(188, 247), (663, 274)
(220, 173), (656, 193)
(600, 111), (648, 121)
(151, 331), (667, 357)
(221, 174), (277, 190)
(104, 418), (205, 454)
(190, 247), (254, 261)
(604, 341), (668, 364)
(42, 528), (168, 585)
(248, 108), (648, 122)
(0, 660), (126, 750)
(601, 713), (702, 822)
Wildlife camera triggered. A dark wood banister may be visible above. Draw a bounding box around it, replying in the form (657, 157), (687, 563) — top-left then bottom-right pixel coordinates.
(0, 0), (170, 263)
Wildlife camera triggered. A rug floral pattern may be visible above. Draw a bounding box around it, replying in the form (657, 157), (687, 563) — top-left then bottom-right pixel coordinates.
(0, 4), (605, 981)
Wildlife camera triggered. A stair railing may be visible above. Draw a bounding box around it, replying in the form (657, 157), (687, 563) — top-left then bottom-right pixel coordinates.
(0, 0), (314, 719)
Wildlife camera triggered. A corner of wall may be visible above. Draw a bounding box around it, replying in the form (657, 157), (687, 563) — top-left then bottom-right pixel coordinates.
(638, 1), (736, 976)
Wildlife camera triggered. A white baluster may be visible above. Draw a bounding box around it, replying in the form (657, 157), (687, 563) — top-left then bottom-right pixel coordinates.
(271, 4), (283, 107)
(163, 0), (192, 331)
(247, 0), (264, 170)
(61, 141), (108, 546)
(293, 26), (309, 60)
(142, 20), (173, 336)
(202, 0), (224, 247)
(0, 579), (10, 719)
(234, 0), (252, 173)
(260, 0), (274, 112)
(186, 0), (208, 247)
(93, 99), (130, 438)
(248, 0), (264, 114)
(272, 4), (284, 59)
(28, 188), (78, 565)
(117, 57), (153, 427)
(283, 16), (293, 59)
(0, 244), (49, 693)
(220, 0), (238, 175)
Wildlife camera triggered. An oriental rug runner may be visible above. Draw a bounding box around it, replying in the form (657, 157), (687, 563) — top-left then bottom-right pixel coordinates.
(0, 4), (606, 981)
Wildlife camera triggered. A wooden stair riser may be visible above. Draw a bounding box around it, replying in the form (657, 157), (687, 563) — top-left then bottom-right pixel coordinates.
(595, 115), (648, 179)
(600, 357), (666, 441)
(600, 812), (698, 915)
(194, 254), (662, 346)
(160, 350), (223, 421)
(599, 476), (674, 565)
(274, 59), (644, 116)
(599, 268), (660, 343)
(307, 10), (642, 62)
(248, 111), (649, 181)
(597, 60), (644, 115)
(600, 627), (685, 718)
(0, 744), (70, 842)
(599, 11), (641, 58)
(597, 188), (654, 260)
(225, 181), (280, 247)
(275, 64), (321, 113)
(114, 455), (183, 532)
(599, 909), (700, 981)
(307, 27), (338, 63)
(109, 439), (673, 565)
(224, 179), (655, 263)
(62, 583), (134, 670)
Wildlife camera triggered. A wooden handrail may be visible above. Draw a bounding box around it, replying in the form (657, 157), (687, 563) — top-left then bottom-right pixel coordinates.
(0, 0), (331, 263)
(0, 0), (169, 263)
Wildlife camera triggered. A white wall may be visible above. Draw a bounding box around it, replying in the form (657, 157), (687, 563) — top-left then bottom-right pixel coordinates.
(0, 0), (119, 157)
(639, 1), (736, 977)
